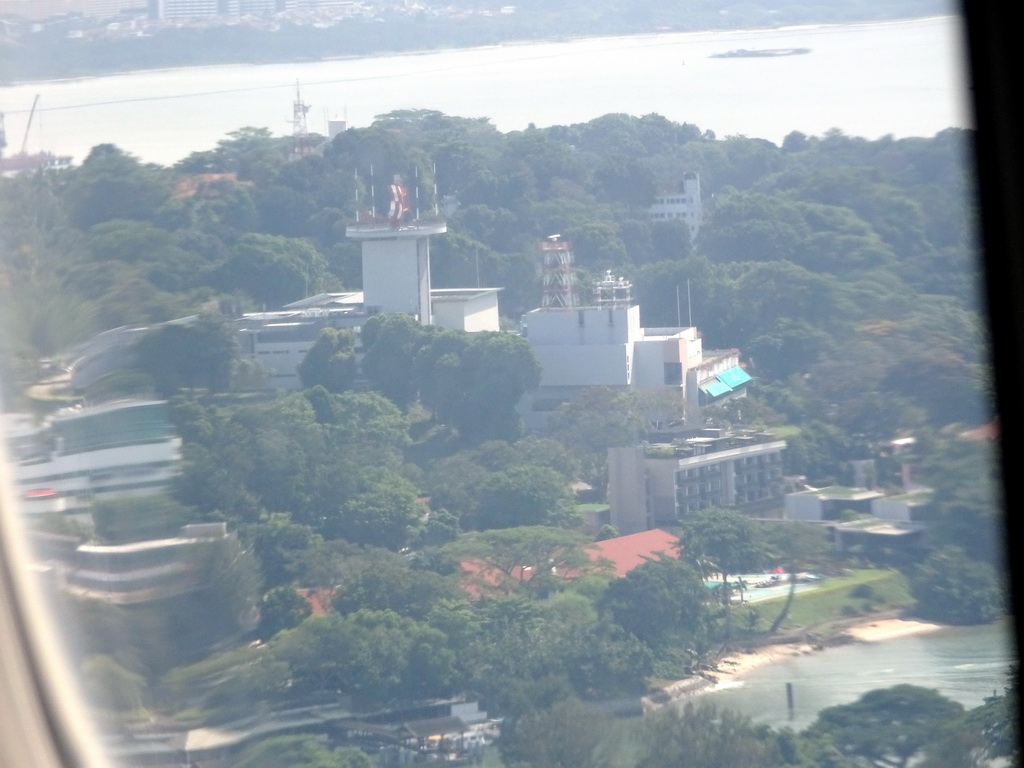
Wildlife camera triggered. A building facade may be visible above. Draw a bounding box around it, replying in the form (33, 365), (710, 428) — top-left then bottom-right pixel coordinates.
(518, 300), (749, 430)
(6, 400), (182, 519)
(648, 172), (703, 241)
(60, 522), (230, 604)
(608, 430), (787, 535)
(0, 0), (147, 20)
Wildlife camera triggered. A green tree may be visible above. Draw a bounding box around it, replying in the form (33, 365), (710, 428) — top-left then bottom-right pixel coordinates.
(63, 144), (171, 229)
(476, 465), (576, 530)
(601, 555), (709, 649)
(80, 654), (147, 714)
(133, 313), (239, 395)
(807, 685), (965, 768)
(360, 312), (431, 408)
(220, 233), (328, 308)
(297, 328), (358, 392)
(547, 387), (646, 489)
(233, 735), (373, 768)
(418, 330), (542, 442)
(919, 435), (1004, 566)
(500, 698), (619, 768)
(331, 550), (458, 619)
(257, 586), (313, 640)
(275, 609), (455, 705)
(242, 514), (324, 589)
(326, 469), (423, 549)
(908, 546), (1004, 625)
(91, 494), (191, 544)
(443, 526), (604, 598)
(636, 701), (782, 768)
(679, 507), (767, 638)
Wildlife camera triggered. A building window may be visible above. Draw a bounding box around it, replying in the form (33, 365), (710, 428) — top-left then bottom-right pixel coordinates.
(664, 362), (683, 385)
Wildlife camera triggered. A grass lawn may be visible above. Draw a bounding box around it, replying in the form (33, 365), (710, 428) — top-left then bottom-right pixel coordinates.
(734, 568), (914, 638)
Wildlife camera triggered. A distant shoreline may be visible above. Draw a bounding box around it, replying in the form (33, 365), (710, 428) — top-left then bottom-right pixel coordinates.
(1, 13), (954, 90)
(642, 616), (946, 712)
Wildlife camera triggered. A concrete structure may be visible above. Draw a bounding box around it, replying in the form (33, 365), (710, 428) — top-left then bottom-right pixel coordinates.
(784, 485), (932, 523)
(152, 0), (238, 18)
(347, 218), (447, 325)
(648, 172), (703, 241)
(871, 489), (932, 522)
(235, 288), (502, 389)
(5, 400), (182, 519)
(235, 293), (365, 389)
(783, 486), (885, 522)
(608, 430), (787, 535)
(518, 298), (748, 429)
(0, 0), (147, 19)
(65, 284), (502, 394)
(431, 288), (502, 333)
(59, 522), (230, 604)
(832, 518), (927, 560)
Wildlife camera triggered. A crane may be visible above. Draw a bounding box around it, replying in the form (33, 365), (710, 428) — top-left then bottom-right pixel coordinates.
(21, 94), (40, 155)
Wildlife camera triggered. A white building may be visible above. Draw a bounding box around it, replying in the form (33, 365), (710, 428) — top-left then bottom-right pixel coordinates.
(431, 288), (503, 333)
(518, 300), (749, 429)
(648, 172), (702, 242)
(347, 218), (448, 324)
(608, 430), (787, 535)
(0, 0), (147, 20)
(5, 400), (182, 519)
(235, 286), (503, 390)
(784, 485), (932, 523)
(152, 0), (238, 18)
(60, 523), (231, 604)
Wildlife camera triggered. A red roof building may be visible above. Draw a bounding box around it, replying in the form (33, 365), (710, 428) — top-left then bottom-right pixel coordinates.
(586, 528), (680, 577)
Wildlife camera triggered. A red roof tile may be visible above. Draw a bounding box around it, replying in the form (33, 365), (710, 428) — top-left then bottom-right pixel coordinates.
(586, 529), (680, 577)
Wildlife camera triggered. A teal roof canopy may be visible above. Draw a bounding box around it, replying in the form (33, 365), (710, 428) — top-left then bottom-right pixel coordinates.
(718, 366), (752, 388)
(699, 379), (733, 397)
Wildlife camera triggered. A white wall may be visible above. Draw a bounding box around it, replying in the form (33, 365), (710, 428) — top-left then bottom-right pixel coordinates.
(784, 492), (825, 521)
(431, 291), (501, 332)
(607, 446), (649, 535)
(533, 344), (631, 387)
(523, 305), (640, 346)
(361, 236), (431, 322)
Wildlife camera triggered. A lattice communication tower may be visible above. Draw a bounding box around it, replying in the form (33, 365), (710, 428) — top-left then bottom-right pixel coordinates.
(291, 81), (311, 160)
(541, 235), (579, 308)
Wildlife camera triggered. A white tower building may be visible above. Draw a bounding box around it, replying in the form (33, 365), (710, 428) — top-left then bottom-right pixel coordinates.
(345, 175), (447, 324)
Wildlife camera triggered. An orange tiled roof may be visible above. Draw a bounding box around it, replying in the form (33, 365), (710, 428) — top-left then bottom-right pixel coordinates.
(586, 528), (680, 577)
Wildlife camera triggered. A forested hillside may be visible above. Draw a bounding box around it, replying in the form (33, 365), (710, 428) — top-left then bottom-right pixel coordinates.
(0, 112), (991, 438)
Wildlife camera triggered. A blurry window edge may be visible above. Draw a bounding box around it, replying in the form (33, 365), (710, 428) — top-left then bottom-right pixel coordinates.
(0, 2), (1018, 766)
(962, 0), (1024, 653)
(0, 440), (112, 768)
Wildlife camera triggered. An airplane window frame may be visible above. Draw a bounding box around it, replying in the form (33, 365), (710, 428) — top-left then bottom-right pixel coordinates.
(0, 2), (1020, 766)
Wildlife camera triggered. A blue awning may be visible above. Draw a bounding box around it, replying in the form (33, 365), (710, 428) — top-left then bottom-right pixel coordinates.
(699, 379), (733, 397)
(717, 365), (752, 388)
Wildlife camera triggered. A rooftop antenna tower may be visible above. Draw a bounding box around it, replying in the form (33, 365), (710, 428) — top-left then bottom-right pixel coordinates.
(540, 235), (579, 308)
(594, 269), (632, 308)
(290, 81), (311, 160)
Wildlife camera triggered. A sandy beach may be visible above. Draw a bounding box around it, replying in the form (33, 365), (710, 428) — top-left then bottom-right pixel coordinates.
(709, 618), (945, 684)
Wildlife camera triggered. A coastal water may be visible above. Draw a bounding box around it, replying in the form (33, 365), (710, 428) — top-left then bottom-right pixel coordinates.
(1, 15), (969, 167)
(699, 620), (1016, 731)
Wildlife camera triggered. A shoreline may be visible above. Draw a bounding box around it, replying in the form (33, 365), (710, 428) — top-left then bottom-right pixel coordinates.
(642, 617), (946, 711)
(1, 13), (953, 89)
(711, 617), (944, 684)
